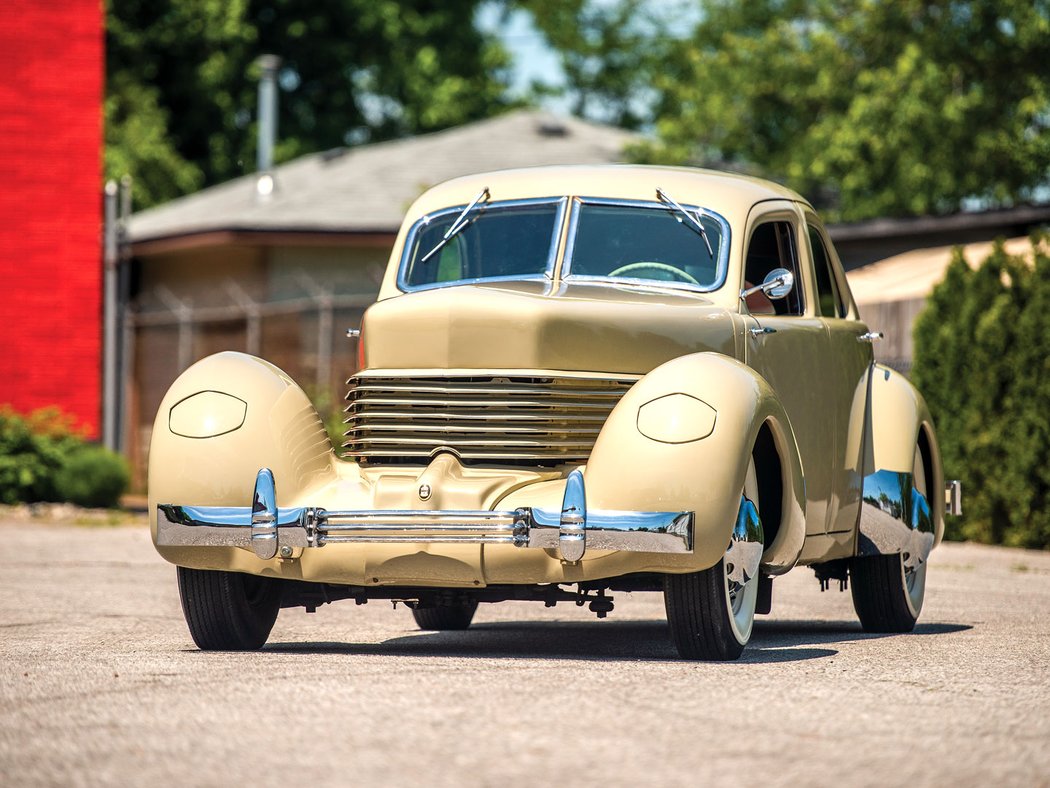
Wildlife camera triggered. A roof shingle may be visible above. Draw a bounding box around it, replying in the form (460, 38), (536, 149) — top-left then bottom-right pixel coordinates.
(128, 110), (636, 243)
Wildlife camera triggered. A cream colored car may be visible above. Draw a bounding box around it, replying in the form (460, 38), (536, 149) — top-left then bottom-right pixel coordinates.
(150, 165), (959, 660)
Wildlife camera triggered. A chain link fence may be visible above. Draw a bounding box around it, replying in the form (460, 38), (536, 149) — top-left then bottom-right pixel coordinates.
(126, 281), (374, 486)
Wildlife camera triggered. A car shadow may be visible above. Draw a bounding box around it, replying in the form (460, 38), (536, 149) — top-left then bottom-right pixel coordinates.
(752, 618), (971, 644)
(260, 619), (971, 664)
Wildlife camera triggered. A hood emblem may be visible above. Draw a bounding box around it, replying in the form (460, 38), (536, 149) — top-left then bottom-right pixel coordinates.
(418, 484), (432, 501)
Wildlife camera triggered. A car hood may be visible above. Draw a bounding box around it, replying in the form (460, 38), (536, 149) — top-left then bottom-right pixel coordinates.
(360, 281), (738, 375)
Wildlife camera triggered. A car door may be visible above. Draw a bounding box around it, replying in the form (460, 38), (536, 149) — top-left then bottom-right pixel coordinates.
(741, 202), (835, 538)
(803, 212), (874, 534)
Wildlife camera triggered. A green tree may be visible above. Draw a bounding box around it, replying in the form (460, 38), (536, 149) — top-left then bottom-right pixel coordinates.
(106, 0), (512, 208)
(626, 0), (1050, 221)
(513, 0), (672, 129)
(912, 235), (1050, 547)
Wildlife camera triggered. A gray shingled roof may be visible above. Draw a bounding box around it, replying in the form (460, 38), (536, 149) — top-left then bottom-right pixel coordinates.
(129, 110), (637, 243)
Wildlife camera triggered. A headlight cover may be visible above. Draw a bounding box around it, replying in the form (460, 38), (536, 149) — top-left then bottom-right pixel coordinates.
(169, 391), (247, 438)
(636, 393), (716, 444)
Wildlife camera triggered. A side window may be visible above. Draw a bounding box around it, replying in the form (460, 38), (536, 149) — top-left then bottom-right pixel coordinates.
(808, 225), (844, 318)
(744, 221), (805, 316)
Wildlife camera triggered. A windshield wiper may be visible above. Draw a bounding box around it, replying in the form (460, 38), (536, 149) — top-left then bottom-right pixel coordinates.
(420, 187), (491, 263)
(656, 187), (714, 258)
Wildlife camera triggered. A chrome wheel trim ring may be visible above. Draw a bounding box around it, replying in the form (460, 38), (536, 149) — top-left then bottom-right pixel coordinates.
(723, 458), (763, 645)
(902, 557), (927, 618)
(724, 559), (759, 644)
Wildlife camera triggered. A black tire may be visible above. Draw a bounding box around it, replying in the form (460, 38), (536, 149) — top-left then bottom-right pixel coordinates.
(664, 559), (747, 661)
(664, 456), (762, 661)
(411, 600), (478, 631)
(850, 553), (919, 633)
(177, 567), (283, 650)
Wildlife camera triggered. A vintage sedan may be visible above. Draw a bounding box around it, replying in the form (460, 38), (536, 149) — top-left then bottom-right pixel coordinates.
(150, 165), (960, 660)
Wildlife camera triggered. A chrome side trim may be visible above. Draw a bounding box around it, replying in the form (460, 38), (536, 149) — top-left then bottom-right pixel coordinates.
(157, 469), (693, 560)
(857, 469), (935, 570)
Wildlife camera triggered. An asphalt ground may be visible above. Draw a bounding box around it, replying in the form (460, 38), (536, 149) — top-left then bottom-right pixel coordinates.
(1, 516), (1049, 787)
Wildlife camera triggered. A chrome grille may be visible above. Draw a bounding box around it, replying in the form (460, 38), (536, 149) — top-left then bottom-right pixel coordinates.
(343, 374), (636, 464)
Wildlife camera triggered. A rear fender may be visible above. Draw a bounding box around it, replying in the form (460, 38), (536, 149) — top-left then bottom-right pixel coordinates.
(860, 364), (946, 555)
(584, 353), (806, 575)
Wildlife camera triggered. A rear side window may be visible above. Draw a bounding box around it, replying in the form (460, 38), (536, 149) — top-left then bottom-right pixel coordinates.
(744, 221), (805, 316)
(808, 225), (845, 318)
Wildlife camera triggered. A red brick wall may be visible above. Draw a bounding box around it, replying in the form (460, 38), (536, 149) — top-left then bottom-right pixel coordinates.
(0, 1), (103, 437)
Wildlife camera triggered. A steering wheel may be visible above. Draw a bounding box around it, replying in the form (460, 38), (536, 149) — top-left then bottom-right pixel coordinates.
(607, 261), (700, 285)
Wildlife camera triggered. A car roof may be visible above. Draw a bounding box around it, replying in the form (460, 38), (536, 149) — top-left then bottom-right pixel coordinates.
(404, 165), (810, 226)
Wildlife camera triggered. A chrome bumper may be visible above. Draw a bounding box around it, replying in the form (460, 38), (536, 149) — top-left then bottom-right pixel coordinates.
(157, 468), (693, 562)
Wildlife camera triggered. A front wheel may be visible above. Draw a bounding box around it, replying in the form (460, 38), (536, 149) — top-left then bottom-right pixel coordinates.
(177, 567), (282, 650)
(664, 457), (764, 661)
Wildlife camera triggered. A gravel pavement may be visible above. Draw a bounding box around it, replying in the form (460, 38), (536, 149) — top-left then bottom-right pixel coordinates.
(1, 516), (1048, 787)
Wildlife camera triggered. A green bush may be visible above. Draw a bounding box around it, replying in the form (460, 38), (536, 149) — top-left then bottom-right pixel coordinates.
(912, 233), (1050, 548)
(53, 446), (130, 508)
(0, 407), (129, 507)
(0, 407), (81, 503)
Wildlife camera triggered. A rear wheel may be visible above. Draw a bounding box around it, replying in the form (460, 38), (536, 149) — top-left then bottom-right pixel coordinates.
(411, 600), (479, 631)
(850, 445), (929, 632)
(177, 567), (282, 650)
(664, 457), (764, 661)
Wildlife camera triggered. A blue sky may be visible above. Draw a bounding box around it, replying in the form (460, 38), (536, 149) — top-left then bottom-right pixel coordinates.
(476, 1), (703, 119)
(475, 4), (569, 110)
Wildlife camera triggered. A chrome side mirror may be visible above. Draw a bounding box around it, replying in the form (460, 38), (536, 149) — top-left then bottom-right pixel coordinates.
(740, 267), (795, 301)
(762, 268), (794, 300)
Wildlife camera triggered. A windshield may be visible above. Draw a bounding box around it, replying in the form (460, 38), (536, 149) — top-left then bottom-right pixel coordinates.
(398, 196), (728, 292)
(564, 200), (725, 288)
(400, 199), (563, 289)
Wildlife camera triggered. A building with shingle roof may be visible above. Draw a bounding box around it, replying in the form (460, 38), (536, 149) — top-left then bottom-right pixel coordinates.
(129, 109), (636, 252)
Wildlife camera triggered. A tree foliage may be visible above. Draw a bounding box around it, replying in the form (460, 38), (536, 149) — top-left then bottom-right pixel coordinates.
(542, 0), (1050, 221)
(912, 235), (1050, 547)
(105, 0), (512, 208)
(513, 0), (672, 129)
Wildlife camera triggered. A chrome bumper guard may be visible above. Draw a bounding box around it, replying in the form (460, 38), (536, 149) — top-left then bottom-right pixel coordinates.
(157, 468), (693, 563)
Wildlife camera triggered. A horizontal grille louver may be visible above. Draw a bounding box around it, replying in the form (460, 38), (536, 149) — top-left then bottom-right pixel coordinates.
(343, 374), (635, 465)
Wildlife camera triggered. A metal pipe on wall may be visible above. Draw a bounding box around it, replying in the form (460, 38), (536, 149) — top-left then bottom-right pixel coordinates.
(102, 180), (119, 451)
(254, 54), (281, 200)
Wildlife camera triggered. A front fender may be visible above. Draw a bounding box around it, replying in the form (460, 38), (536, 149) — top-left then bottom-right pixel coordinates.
(584, 353), (806, 575)
(148, 351), (339, 565)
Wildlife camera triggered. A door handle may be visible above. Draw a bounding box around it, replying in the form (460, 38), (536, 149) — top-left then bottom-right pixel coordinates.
(858, 331), (883, 343)
(748, 326), (777, 337)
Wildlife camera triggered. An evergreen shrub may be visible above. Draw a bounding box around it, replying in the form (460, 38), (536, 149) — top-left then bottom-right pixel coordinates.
(912, 234), (1050, 548)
